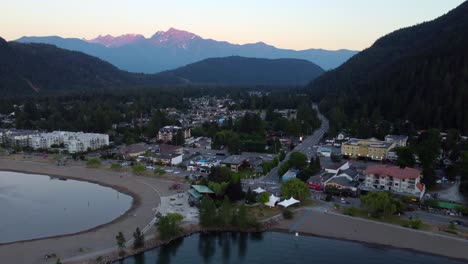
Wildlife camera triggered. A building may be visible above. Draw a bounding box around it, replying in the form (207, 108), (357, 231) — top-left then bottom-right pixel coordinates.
(220, 155), (250, 172)
(119, 143), (148, 159)
(158, 126), (191, 143)
(324, 168), (360, 192)
(0, 129), (39, 147)
(362, 165), (425, 198)
(324, 161), (350, 174)
(317, 146), (332, 157)
(188, 185), (214, 204)
(341, 138), (396, 160)
(385, 135), (408, 147)
(283, 169), (299, 181)
(150, 153), (183, 166)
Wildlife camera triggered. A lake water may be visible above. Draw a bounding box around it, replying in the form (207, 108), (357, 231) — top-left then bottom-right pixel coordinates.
(120, 232), (466, 264)
(0, 171), (132, 243)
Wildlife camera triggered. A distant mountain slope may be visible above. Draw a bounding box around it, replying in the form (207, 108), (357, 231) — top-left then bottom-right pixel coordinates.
(158, 56), (324, 85)
(307, 1), (468, 133)
(0, 38), (181, 94)
(16, 28), (357, 73)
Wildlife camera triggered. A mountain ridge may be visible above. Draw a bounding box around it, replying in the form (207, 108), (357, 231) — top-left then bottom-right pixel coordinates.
(16, 28), (357, 73)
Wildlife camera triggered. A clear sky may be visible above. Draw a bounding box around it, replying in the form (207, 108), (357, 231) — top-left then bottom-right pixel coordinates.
(1, 0), (465, 50)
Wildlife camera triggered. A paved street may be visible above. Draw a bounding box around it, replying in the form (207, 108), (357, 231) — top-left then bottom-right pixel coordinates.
(261, 103), (329, 183)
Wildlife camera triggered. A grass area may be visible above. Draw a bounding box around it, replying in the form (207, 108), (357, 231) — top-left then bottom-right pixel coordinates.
(340, 207), (431, 231)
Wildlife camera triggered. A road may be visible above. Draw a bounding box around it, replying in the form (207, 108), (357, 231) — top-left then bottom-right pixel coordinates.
(262, 103), (329, 183)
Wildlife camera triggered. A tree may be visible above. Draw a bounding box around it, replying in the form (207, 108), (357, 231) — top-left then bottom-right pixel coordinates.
(257, 192), (269, 204)
(133, 227), (145, 249)
(394, 146), (416, 168)
(288, 152), (307, 169)
(297, 167), (313, 182)
(132, 164), (146, 175)
(225, 174), (244, 202)
(199, 197), (217, 226)
(245, 187), (256, 204)
(279, 151), (286, 162)
(115, 232), (125, 251)
(360, 191), (397, 218)
(330, 153), (342, 163)
(155, 213), (184, 240)
(172, 130), (185, 146)
(415, 129), (441, 187)
(218, 197), (233, 226)
(280, 178), (309, 201)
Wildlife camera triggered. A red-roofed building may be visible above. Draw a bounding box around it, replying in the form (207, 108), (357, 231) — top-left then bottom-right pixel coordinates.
(362, 165), (425, 198)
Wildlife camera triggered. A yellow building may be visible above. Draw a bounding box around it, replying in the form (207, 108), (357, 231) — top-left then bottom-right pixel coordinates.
(341, 138), (395, 160)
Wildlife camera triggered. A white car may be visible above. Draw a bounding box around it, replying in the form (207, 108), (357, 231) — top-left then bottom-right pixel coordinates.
(146, 166), (155, 170)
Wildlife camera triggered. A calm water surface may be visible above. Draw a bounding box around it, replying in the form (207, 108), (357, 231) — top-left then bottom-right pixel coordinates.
(0, 171), (132, 243)
(121, 232), (466, 264)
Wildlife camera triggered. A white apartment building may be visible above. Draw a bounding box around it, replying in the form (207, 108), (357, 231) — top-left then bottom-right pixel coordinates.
(31, 131), (109, 153)
(363, 165), (425, 198)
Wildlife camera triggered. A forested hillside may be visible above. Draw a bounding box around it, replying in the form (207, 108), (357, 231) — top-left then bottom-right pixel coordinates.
(307, 1), (468, 134)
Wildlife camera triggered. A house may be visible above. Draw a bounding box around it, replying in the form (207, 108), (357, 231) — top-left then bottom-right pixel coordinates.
(158, 126), (191, 143)
(341, 138), (396, 160)
(362, 165), (425, 198)
(188, 185), (214, 204)
(307, 172), (335, 190)
(324, 168), (360, 192)
(220, 155), (250, 172)
(119, 143), (148, 159)
(336, 132), (350, 141)
(385, 135), (408, 147)
(324, 161), (350, 174)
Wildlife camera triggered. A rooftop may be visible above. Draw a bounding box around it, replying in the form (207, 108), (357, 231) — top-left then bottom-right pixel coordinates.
(364, 165), (421, 179)
(221, 155), (249, 165)
(191, 185), (214, 194)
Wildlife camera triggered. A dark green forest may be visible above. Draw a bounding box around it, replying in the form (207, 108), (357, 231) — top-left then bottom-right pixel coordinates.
(157, 56), (324, 85)
(307, 1), (468, 134)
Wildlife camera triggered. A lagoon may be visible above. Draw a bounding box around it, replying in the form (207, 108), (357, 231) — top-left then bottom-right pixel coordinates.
(0, 171), (132, 243)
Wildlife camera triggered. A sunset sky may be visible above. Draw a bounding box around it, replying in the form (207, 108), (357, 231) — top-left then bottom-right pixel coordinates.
(1, 0), (464, 50)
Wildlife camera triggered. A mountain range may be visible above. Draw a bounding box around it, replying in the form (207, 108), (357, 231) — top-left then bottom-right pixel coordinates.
(16, 28), (357, 73)
(307, 1), (468, 133)
(0, 38), (325, 93)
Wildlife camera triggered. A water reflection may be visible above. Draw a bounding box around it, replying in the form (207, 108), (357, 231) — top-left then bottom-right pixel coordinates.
(157, 237), (184, 264)
(120, 232), (466, 264)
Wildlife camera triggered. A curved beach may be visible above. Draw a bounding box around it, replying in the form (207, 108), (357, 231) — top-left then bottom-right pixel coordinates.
(0, 159), (176, 264)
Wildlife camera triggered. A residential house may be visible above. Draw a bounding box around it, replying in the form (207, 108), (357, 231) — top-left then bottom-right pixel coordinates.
(220, 155), (250, 172)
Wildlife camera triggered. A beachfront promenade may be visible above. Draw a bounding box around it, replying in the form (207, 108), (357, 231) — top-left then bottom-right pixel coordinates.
(278, 207), (468, 261)
(0, 159), (178, 264)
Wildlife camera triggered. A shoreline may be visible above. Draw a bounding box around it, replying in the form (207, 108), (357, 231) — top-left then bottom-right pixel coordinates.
(0, 169), (141, 246)
(0, 158), (177, 264)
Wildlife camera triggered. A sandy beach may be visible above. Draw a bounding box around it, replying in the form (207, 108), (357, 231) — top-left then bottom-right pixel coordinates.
(276, 208), (468, 261)
(0, 158), (179, 264)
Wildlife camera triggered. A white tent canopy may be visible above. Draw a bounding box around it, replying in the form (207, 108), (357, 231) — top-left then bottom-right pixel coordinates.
(253, 187), (266, 194)
(278, 197), (300, 208)
(265, 194), (280, 207)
